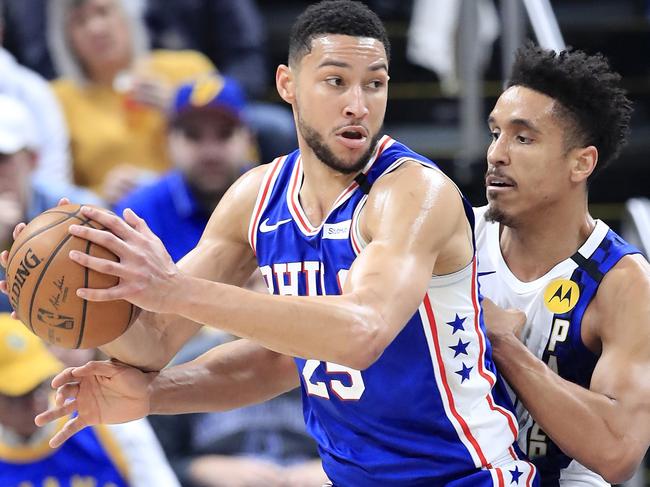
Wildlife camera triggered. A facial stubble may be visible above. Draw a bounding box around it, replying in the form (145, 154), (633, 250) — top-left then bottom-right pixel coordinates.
(297, 114), (381, 175)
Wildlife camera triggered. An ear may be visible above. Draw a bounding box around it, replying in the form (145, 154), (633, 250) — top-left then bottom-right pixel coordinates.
(276, 64), (296, 105)
(570, 145), (598, 183)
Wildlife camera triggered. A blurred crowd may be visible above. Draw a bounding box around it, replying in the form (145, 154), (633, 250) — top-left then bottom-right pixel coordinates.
(0, 0), (327, 486)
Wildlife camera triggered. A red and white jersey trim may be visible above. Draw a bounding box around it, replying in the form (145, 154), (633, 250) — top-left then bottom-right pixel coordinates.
(248, 156), (286, 255)
(349, 156), (449, 256)
(418, 258), (519, 468)
(287, 136), (394, 236)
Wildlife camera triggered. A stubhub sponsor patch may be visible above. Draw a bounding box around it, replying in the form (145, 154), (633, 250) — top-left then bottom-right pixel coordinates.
(323, 220), (351, 240)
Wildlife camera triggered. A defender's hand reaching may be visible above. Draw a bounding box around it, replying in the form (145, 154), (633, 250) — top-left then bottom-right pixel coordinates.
(481, 297), (527, 343)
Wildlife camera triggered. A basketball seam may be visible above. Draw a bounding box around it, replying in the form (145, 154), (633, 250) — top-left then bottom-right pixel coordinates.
(76, 239), (92, 349)
(27, 217), (96, 341)
(126, 303), (136, 332)
(6, 207), (83, 272)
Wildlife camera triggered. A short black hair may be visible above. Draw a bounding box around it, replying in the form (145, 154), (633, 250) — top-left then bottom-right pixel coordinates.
(507, 42), (632, 178)
(288, 0), (390, 66)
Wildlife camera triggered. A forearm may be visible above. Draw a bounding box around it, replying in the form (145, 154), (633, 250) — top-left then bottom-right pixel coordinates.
(492, 335), (633, 477)
(167, 274), (383, 369)
(101, 310), (201, 371)
(149, 338), (298, 414)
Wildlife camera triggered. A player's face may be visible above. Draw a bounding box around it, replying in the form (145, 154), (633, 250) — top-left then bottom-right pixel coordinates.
(66, 0), (132, 77)
(169, 112), (249, 199)
(292, 35), (389, 174)
(485, 86), (575, 226)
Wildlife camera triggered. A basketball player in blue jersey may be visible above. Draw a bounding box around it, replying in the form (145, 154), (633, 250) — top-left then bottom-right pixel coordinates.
(4, 2), (538, 485)
(474, 43), (650, 486)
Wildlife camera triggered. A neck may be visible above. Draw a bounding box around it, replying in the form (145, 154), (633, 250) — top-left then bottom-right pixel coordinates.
(499, 193), (596, 281)
(298, 147), (359, 228)
(0, 422), (48, 446)
(187, 185), (224, 216)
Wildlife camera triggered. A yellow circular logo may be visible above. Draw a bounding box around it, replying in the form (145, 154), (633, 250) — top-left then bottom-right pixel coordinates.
(543, 279), (580, 314)
(190, 76), (225, 107)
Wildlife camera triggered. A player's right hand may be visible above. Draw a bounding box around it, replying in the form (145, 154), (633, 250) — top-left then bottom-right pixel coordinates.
(34, 359), (156, 448)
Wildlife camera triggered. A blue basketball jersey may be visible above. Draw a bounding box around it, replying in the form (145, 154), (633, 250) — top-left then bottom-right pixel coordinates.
(249, 136), (539, 486)
(0, 420), (129, 487)
(475, 207), (641, 486)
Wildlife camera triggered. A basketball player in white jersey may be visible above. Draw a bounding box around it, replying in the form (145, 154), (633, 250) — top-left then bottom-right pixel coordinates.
(475, 42), (650, 486)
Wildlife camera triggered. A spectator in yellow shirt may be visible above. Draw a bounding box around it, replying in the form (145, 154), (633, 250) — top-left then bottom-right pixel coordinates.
(47, 0), (215, 203)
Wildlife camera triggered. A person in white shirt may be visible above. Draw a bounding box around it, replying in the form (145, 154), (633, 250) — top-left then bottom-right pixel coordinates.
(0, 6), (72, 186)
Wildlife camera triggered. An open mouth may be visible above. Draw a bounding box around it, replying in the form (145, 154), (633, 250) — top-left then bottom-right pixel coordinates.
(486, 175), (516, 189)
(335, 126), (368, 149)
(340, 130), (364, 140)
(336, 125), (368, 138)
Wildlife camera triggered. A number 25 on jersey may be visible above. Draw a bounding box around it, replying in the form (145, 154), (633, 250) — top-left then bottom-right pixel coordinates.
(302, 359), (366, 400)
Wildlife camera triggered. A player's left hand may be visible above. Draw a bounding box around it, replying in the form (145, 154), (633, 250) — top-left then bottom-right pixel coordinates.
(66, 205), (180, 314)
(35, 360), (155, 448)
(481, 297), (527, 342)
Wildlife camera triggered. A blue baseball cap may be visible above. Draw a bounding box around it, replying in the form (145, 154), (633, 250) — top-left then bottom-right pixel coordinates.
(171, 73), (247, 125)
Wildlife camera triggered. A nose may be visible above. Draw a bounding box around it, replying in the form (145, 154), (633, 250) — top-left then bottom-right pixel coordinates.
(85, 12), (110, 36)
(487, 133), (510, 167)
(198, 139), (226, 159)
(343, 85), (369, 120)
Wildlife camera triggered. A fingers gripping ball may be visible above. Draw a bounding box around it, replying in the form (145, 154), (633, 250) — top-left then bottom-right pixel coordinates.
(5, 204), (137, 348)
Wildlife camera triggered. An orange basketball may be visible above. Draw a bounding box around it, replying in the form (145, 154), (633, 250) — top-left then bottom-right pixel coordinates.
(5, 204), (137, 348)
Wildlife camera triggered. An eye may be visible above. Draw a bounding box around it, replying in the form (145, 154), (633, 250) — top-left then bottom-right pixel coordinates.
(516, 135), (532, 144)
(367, 80), (384, 89)
(326, 77), (344, 87)
(182, 126), (201, 141)
(490, 131), (500, 141)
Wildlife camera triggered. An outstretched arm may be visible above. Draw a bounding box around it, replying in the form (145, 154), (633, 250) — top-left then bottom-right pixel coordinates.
(36, 338), (298, 447)
(486, 255), (650, 483)
(71, 163), (473, 370)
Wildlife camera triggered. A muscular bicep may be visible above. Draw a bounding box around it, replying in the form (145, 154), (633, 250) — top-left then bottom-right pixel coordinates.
(342, 164), (472, 346)
(589, 255), (650, 450)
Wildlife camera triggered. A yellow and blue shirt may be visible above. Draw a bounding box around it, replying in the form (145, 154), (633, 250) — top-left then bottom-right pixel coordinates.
(0, 418), (129, 487)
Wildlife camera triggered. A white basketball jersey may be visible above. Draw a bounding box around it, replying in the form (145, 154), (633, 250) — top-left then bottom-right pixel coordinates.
(474, 206), (639, 487)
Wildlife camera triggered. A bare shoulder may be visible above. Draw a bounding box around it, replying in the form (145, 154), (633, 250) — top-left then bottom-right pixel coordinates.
(361, 160), (472, 273)
(201, 163), (273, 243)
(370, 160), (458, 196)
(599, 254), (650, 303)
(593, 253), (650, 339)
(227, 163), (272, 202)
(362, 160), (465, 237)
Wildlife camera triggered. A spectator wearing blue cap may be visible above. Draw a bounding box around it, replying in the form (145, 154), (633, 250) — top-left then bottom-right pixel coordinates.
(114, 73), (253, 262)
